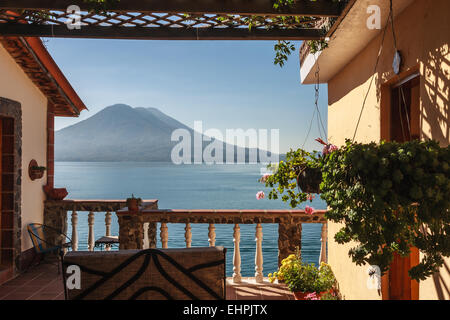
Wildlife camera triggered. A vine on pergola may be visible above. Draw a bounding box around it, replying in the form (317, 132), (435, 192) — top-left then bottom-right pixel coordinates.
(201, 0), (341, 67)
(22, 0), (341, 67)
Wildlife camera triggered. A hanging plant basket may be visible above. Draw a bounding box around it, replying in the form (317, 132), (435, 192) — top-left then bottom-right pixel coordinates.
(28, 159), (46, 181)
(297, 166), (322, 194)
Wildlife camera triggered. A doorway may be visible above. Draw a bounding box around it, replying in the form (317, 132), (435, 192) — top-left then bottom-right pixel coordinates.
(0, 116), (15, 270)
(381, 72), (420, 300)
(389, 74), (420, 142)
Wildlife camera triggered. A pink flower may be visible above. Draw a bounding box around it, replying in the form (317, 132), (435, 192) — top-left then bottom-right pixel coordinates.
(322, 144), (338, 155)
(305, 292), (319, 300)
(305, 206), (315, 215)
(256, 191), (265, 200)
(260, 174), (271, 183)
(329, 144), (338, 152)
(306, 194), (315, 201)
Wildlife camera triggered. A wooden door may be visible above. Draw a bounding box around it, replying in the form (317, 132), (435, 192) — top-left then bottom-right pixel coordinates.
(383, 74), (420, 300)
(0, 118), (2, 267)
(0, 117), (15, 268)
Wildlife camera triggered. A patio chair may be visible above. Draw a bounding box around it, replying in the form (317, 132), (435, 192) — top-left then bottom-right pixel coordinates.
(62, 247), (226, 300)
(26, 223), (72, 273)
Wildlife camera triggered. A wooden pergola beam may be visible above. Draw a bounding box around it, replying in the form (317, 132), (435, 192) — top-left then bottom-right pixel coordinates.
(0, 0), (343, 17)
(0, 24), (324, 40)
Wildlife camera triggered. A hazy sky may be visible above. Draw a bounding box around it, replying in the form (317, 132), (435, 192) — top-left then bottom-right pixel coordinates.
(45, 38), (328, 153)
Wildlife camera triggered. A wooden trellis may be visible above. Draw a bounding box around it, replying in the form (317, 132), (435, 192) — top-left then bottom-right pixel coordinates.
(0, 0), (347, 40)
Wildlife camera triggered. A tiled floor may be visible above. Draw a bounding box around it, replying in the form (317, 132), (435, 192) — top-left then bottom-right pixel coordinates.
(0, 263), (64, 300)
(0, 264), (292, 300)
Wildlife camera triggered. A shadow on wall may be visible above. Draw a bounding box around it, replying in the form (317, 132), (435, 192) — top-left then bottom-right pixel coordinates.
(421, 43), (450, 144)
(432, 260), (450, 300)
(420, 41), (450, 300)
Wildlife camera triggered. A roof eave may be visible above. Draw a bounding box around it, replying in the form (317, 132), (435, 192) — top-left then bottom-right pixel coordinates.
(22, 37), (87, 116)
(300, 0), (414, 85)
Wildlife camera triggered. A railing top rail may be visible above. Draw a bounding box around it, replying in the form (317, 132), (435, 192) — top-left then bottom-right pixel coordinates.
(118, 209), (327, 224)
(139, 209), (326, 215)
(45, 199), (158, 203)
(44, 199), (158, 211)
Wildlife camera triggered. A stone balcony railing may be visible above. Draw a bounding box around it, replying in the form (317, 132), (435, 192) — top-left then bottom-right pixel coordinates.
(44, 199), (158, 250)
(44, 200), (328, 284)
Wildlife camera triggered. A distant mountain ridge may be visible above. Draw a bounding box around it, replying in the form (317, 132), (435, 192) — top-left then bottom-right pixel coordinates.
(55, 104), (276, 162)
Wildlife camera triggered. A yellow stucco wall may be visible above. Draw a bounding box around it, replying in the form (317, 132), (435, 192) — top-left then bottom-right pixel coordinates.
(0, 44), (48, 252)
(327, 0), (449, 300)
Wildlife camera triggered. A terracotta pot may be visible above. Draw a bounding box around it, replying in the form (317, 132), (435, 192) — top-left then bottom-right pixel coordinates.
(30, 169), (45, 180)
(50, 188), (68, 200)
(297, 167), (322, 194)
(127, 198), (140, 211)
(293, 292), (310, 300)
(43, 186), (68, 200)
(293, 291), (328, 300)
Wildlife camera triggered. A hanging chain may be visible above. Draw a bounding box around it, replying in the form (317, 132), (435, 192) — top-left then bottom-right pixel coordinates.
(390, 0), (398, 51)
(352, 3), (392, 142)
(302, 56), (326, 148)
(314, 61), (327, 142)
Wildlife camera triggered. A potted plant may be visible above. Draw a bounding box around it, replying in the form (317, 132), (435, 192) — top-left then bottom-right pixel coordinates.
(268, 250), (336, 300)
(126, 194), (142, 211)
(29, 163), (46, 180)
(295, 138), (338, 194)
(263, 139), (338, 208)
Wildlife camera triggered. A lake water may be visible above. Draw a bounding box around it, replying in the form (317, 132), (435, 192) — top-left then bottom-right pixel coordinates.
(55, 162), (327, 277)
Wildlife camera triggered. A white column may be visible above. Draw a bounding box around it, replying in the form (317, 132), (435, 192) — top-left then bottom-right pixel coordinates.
(254, 223), (264, 283)
(105, 211), (112, 236)
(208, 223), (216, 247)
(185, 223), (192, 248)
(71, 210), (78, 251)
(88, 211), (95, 251)
(160, 222), (168, 249)
(143, 223), (149, 249)
(104, 211), (113, 251)
(232, 224), (242, 283)
(319, 222), (328, 263)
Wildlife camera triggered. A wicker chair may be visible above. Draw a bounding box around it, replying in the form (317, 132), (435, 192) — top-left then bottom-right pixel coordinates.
(26, 223), (71, 273)
(62, 247), (226, 300)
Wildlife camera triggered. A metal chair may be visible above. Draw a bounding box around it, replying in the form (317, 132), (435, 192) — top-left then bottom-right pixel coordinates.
(26, 223), (72, 273)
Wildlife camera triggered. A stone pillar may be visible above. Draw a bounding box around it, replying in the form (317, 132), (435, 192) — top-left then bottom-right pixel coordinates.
(147, 222), (157, 248)
(46, 102), (55, 189)
(278, 222), (302, 267)
(43, 202), (68, 247)
(118, 211), (144, 250)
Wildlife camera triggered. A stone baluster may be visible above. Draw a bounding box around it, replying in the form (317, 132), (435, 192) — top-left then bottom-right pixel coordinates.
(232, 224), (242, 283)
(208, 223), (216, 247)
(142, 223), (149, 249)
(160, 222), (168, 249)
(88, 211), (95, 251)
(104, 211), (112, 251)
(105, 212), (112, 236)
(71, 210), (78, 251)
(185, 223), (192, 248)
(254, 223), (264, 283)
(319, 223), (328, 263)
